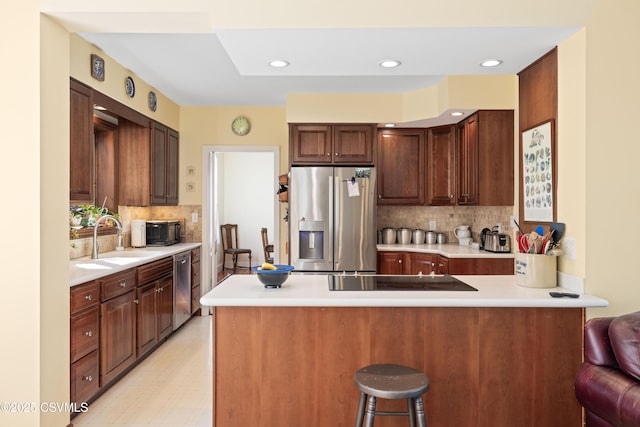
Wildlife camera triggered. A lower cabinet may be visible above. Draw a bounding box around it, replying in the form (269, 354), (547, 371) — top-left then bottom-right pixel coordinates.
(70, 250), (199, 410)
(191, 247), (201, 315)
(100, 290), (137, 386)
(377, 251), (514, 275)
(136, 258), (174, 358)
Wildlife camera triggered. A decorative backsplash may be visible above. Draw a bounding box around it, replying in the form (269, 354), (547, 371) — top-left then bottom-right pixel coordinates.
(376, 205), (515, 243)
(69, 205), (202, 259)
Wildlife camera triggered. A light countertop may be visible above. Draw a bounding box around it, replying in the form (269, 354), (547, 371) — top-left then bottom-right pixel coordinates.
(377, 243), (514, 258)
(200, 273), (608, 308)
(69, 242), (201, 287)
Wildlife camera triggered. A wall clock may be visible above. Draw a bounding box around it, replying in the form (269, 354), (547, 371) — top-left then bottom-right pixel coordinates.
(91, 54), (105, 81)
(148, 91), (157, 112)
(125, 76), (135, 98)
(231, 116), (251, 136)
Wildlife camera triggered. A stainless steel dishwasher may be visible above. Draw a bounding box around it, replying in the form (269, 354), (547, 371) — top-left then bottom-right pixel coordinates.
(173, 251), (191, 330)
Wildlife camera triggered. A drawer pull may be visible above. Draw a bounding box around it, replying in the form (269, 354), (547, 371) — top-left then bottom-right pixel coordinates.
(85, 330), (93, 337)
(85, 294), (93, 301)
(82, 375), (93, 382)
(120, 281), (127, 288)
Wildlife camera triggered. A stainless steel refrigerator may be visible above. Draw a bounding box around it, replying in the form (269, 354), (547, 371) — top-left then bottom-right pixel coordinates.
(289, 166), (376, 272)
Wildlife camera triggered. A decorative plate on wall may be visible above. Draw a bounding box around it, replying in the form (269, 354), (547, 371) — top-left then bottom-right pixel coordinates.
(125, 76), (135, 98)
(91, 54), (105, 81)
(148, 91), (157, 112)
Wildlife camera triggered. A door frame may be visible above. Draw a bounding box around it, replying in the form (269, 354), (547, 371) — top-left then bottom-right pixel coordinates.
(200, 145), (280, 304)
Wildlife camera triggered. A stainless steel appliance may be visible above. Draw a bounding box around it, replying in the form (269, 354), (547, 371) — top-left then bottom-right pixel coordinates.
(173, 251), (191, 330)
(481, 229), (511, 253)
(290, 166), (376, 272)
(146, 220), (181, 246)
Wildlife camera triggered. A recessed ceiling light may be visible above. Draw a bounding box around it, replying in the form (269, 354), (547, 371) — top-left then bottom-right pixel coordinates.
(480, 59), (503, 68)
(384, 123), (396, 127)
(93, 105), (107, 111)
(451, 112), (464, 117)
(269, 60), (289, 68)
(379, 60), (401, 68)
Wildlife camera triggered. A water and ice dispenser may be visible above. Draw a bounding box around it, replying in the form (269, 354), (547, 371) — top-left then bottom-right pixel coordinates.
(298, 220), (324, 260)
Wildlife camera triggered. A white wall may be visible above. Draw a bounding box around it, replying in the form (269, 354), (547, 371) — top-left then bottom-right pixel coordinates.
(219, 151), (277, 268)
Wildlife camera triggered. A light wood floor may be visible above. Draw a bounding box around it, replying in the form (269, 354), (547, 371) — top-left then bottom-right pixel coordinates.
(72, 269), (250, 426)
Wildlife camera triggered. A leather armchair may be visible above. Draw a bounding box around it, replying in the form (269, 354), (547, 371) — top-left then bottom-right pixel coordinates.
(575, 311), (640, 426)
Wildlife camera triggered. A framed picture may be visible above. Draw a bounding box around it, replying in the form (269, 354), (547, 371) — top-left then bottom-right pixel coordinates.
(91, 54), (105, 81)
(520, 119), (556, 223)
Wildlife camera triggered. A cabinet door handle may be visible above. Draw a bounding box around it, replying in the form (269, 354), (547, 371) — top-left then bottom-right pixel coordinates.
(85, 330), (93, 337)
(85, 294), (93, 301)
(335, 152), (339, 157)
(134, 299), (139, 305)
(120, 281), (127, 287)
(82, 375), (93, 382)
(398, 259), (402, 264)
(326, 153), (331, 157)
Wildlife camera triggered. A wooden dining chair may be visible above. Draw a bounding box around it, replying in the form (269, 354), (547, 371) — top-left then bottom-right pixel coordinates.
(261, 228), (274, 264)
(220, 224), (252, 272)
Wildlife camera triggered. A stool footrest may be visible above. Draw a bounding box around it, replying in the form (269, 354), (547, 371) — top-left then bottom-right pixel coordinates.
(374, 411), (410, 416)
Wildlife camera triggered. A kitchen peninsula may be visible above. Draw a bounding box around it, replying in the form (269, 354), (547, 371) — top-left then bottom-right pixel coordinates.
(201, 273), (606, 427)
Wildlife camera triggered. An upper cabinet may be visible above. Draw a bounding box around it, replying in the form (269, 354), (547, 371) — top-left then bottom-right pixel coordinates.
(150, 122), (179, 205)
(70, 80), (95, 204)
(119, 120), (179, 206)
(377, 129), (426, 205)
(376, 110), (514, 207)
(467, 110), (514, 206)
(427, 125), (456, 206)
(289, 123), (375, 165)
(456, 114), (479, 205)
(70, 79), (179, 208)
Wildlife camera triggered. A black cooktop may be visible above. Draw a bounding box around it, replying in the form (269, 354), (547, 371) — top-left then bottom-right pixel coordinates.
(328, 274), (478, 291)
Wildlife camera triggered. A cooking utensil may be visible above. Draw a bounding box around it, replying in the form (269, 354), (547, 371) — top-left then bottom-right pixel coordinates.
(513, 218), (524, 234)
(550, 222), (565, 244)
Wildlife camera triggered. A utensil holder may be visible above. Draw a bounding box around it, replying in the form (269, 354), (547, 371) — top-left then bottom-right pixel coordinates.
(515, 253), (557, 288)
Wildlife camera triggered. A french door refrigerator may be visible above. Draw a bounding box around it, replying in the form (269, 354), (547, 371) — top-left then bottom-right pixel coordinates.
(289, 166), (376, 272)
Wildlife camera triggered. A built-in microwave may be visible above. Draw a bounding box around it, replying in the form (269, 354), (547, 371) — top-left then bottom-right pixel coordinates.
(145, 220), (181, 246)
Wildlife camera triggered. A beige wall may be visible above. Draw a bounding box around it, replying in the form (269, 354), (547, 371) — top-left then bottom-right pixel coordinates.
(70, 33), (180, 131)
(583, 1), (640, 317)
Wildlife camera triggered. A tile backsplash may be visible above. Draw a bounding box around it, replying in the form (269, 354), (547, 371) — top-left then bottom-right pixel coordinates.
(377, 205), (515, 243)
(69, 205), (202, 259)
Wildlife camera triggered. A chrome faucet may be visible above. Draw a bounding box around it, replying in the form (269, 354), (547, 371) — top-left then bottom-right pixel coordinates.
(92, 214), (123, 259)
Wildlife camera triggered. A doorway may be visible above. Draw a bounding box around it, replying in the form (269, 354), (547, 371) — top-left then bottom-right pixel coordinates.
(201, 145), (280, 300)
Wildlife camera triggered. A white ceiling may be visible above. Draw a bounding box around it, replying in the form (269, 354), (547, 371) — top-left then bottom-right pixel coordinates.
(41, 1), (589, 124)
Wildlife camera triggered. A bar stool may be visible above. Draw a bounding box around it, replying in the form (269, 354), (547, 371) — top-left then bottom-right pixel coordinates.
(354, 364), (430, 427)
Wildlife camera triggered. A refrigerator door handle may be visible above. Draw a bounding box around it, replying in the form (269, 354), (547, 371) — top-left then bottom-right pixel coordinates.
(329, 173), (336, 270)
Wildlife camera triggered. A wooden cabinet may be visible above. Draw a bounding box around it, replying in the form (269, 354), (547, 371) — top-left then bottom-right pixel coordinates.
(447, 257), (514, 275)
(456, 110), (514, 206)
(99, 269), (137, 386)
(151, 122), (179, 205)
(476, 110), (514, 206)
(407, 252), (439, 275)
(427, 125), (456, 206)
(289, 123), (375, 165)
(135, 257), (174, 358)
(378, 251), (513, 275)
(377, 251), (405, 274)
(100, 289), (136, 386)
(70, 79), (94, 204)
(70, 281), (100, 404)
(456, 114), (480, 205)
(191, 247), (201, 315)
(118, 120), (179, 206)
(376, 129), (426, 205)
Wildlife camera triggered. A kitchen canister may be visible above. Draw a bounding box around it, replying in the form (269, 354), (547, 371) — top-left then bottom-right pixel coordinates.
(382, 228), (396, 245)
(131, 219), (146, 248)
(514, 253), (557, 288)
(412, 229), (425, 244)
(397, 228), (412, 245)
(436, 232), (447, 244)
(425, 231), (437, 244)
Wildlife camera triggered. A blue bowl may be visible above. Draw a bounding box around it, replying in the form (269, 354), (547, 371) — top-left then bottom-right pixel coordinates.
(252, 264), (294, 288)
